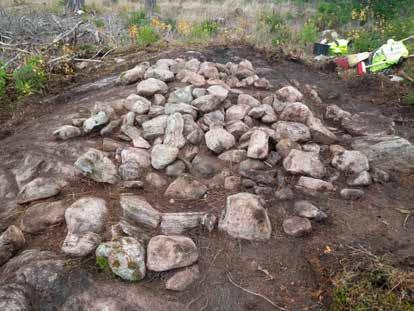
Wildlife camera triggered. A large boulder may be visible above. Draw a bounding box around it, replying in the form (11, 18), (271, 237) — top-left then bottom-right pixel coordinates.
(120, 147), (151, 169)
(119, 63), (149, 84)
(17, 177), (61, 204)
(0, 225), (25, 266)
(168, 86), (194, 104)
(165, 175), (207, 200)
(147, 235), (199, 271)
(96, 237), (146, 281)
(219, 193), (272, 241)
(142, 115), (168, 139)
(120, 194), (161, 229)
(144, 67), (174, 82)
(283, 150), (325, 178)
(62, 197), (107, 257)
(124, 94), (151, 114)
(75, 149), (118, 184)
(165, 265), (200, 291)
(341, 112), (394, 137)
(306, 116), (337, 144)
(83, 111), (109, 133)
(331, 150), (369, 174)
(20, 201), (66, 233)
(191, 95), (221, 113)
(136, 78), (168, 97)
(352, 135), (414, 173)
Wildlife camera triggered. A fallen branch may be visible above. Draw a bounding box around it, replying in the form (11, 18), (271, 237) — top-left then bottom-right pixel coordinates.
(73, 58), (103, 63)
(227, 272), (288, 310)
(46, 20), (85, 50)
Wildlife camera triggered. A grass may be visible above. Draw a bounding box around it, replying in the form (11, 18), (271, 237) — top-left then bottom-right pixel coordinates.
(404, 92), (414, 105)
(331, 246), (414, 311)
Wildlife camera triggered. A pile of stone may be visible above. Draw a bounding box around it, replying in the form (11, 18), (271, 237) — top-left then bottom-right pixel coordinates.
(1, 56), (395, 290)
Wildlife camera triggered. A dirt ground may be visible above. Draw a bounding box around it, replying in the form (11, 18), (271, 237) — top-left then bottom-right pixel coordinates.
(1, 45), (413, 310)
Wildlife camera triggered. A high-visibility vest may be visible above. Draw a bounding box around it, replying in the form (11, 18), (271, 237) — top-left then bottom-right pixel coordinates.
(370, 39), (409, 72)
(328, 39), (349, 56)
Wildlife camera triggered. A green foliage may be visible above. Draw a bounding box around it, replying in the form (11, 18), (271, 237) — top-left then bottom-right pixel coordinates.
(332, 265), (414, 311)
(404, 92), (414, 106)
(12, 56), (47, 98)
(94, 18), (105, 28)
(136, 25), (160, 47)
(125, 10), (148, 28)
(164, 17), (177, 31)
(260, 12), (291, 46)
(96, 256), (110, 271)
(0, 64), (6, 98)
(315, 1), (355, 29)
(188, 20), (220, 41)
(299, 20), (319, 44)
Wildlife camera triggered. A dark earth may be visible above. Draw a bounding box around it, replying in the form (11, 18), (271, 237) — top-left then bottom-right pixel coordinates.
(0, 45), (413, 310)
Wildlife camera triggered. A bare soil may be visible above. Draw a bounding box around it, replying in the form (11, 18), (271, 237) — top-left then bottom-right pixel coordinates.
(1, 45), (413, 310)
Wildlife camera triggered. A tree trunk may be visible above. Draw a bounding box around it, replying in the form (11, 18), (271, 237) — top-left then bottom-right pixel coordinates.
(145, 0), (156, 18)
(66, 0), (85, 11)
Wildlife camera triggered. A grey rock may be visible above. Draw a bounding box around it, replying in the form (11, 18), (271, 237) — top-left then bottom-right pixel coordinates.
(307, 116), (337, 144)
(273, 121), (311, 142)
(75, 149), (118, 184)
(332, 150), (370, 174)
(53, 125), (82, 140)
(122, 126), (151, 149)
(218, 149), (247, 163)
(165, 265), (200, 291)
(224, 176), (241, 191)
(187, 128), (204, 145)
(192, 88), (207, 98)
(207, 85), (228, 101)
(283, 149), (325, 178)
(237, 94), (260, 107)
(165, 175), (207, 200)
(145, 172), (168, 188)
(147, 235), (199, 271)
(119, 160), (142, 181)
(276, 86), (303, 103)
(325, 105), (351, 122)
(191, 95), (221, 113)
(219, 192), (271, 241)
(280, 102), (311, 123)
(371, 167), (390, 183)
(142, 115), (168, 139)
(124, 94), (151, 114)
(275, 186), (294, 201)
(351, 135), (414, 173)
(276, 139), (301, 158)
(144, 67), (174, 82)
(340, 188), (365, 200)
(166, 160), (186, 177)
(62, 197), (107, 257)
(153, 94), (166, 106)
(119, 63), (149, 84)
(168, 86), (194, 104)
(160, 212), (207, 234)
(294, 201), (327, 221)
(100, 119), (122, 136)
(247, 130), (269, 159)
(164, 113), (186, 149)
(121, 147), (151, 169)
(20, 201), (65, 233)
(225, 103), (251, 121)
(191, 154), (222, 178)
(17, 177), (61, 204)
(165, 103), (197, 119)
(347, 171), (372, 186)
(295, 176), (335, 196)
(83, 111), (109, 133)
(283, 216), (312, 237)
(226, 120), (250, 138)
(136, 78), (168, 97)
(96, 237), (146, 281)
(151, 144), (179, 170)
(0, 226), (25, 266)
(120, 194), (161, 228)
(341, 112), (394, 136)
(205, 125), (235, 154)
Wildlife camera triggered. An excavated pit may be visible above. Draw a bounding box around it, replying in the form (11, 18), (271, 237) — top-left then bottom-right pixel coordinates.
(0, 46), (413, 310)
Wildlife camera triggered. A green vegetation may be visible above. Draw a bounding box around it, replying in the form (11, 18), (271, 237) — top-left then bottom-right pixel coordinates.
(13, 56), (47, 98)
(404, 91), (414, 105)
(0, 64), (6, 98)
(136, 25), (160, 47)
(190, 20), (220, 40)
(259, 12), (291, 46)
(124, 10), (148, 28)
(332, 251), (414, 311)
(96, 256), (110, 271)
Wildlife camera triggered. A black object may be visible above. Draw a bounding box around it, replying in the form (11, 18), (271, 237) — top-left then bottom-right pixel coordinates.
(313, 43), (330, 56)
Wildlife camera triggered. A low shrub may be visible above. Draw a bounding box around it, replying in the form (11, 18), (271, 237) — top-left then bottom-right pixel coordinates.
(0, 64), (6, 98)
(299, 20), (319, 44)
(13, 56), (47, 98)
(125, 10), (148, 28)
(136, 25), (160, 47)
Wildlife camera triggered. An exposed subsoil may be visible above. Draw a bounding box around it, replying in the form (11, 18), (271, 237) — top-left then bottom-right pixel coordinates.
(1, 45), (413, 310)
